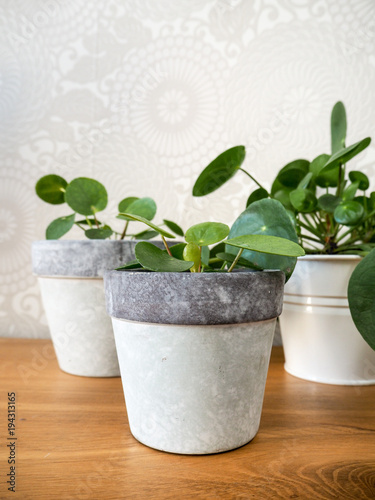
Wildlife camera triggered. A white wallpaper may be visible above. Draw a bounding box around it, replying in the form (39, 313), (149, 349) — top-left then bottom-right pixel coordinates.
(1, 0), (375, 337)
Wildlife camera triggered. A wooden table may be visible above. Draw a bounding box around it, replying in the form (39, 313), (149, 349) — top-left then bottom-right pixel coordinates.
(1, 339), (374, 499)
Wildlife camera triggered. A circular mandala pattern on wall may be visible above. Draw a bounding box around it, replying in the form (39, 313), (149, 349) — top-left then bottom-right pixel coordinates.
(225, 20), (375, 180)
(0, 160), (38, 295)
(110, 36), (228, 174)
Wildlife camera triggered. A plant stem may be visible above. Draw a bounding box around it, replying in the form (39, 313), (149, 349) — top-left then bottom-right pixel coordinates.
(94, 213), (100, 229)
(120, 221), (129, 240)
(198, 246), (202, 273)
(239, 168), (268, 193)
(298, 217), (323, 239)
(162, 236), (172, 256)
(85, 216), (93, 228)
(227, 248), (243, 273)
(300, 234), (323, 244)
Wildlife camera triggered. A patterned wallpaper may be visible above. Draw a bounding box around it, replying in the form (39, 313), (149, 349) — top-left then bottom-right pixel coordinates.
(1, 0), (375, 337)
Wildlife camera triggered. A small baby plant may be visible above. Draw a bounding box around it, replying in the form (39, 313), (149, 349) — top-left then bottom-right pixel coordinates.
(116, 199), (305, 274)
(35, 174), (183, 240)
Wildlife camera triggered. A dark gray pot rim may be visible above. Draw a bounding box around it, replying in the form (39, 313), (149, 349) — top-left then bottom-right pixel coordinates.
(32, 240), (163, 278)
(104, 269), (285, 325)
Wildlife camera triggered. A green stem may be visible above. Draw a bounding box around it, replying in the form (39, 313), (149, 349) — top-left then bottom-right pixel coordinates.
(120, 221), (129, 240)
(162, 236), (172, 256)
(300, 234), (323, 244)
(220, 261), (227, 271)
(75, 222), (86, 231)
(199, 246), (202, 273)
(239, 168), (268, 193)
(227, 248), (243, 273)
(93, 213), (100, 229)
(298, 219), (324, 239)
(85, 216), (93, 228)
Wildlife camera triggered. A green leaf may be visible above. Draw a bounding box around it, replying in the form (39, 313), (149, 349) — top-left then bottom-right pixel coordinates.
(163, 219), (184, 236)
(246, 188), (268, 207)
(331, 101), (347, 153)
(297, 172), (313, 190)
(117, 197), (157, 221)
(334, 201), (364, 225)
(201, 245), (210, 266)
(192, 146), (246, 196)
(226, 234), (305, 257)
(46, 214), (75, 239)
(116, 260), (143, 270)
(317, 194), (341, 213)
(168, 243), (187, 260)
(348, 171), (370, 191)
(133, 230), (159, 240)
(320, 137), (371, 173)
(289, 189), (318, 213)
(310, 154), (339, 188)
(273, 189), (294, 211)
(183, 242), (201, 272)
(348, 249), (375, 350)
(276, 159), (310, 189)
(185, 222), (229, 246)
(118, 197), (139, 213)
(65, 177), (108, 215)
(85, 228), (113, 239)
(117, 213), (175, 238)
(342, 182), (359, 202)
(227, 199), (299, 281)
(36, 174), (67, 205)
(135, 242), (193, 272)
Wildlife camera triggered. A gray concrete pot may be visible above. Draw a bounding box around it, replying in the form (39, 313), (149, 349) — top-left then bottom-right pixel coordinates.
(104, 270), (285, 454)
(32, 240), (163, 377)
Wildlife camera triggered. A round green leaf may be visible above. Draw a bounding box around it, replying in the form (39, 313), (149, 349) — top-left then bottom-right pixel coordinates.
(334, 201), (364, 225)
(348, 248), (375, 350)
(117, 197), (157, 221)
(133, 230), (159, 240)
(320, 137), (371, 172)
(65, 178), (108, 215)
(273, 189), (294, 211)
(310, 154), (339, 188)
(289, 189), (317, 213)
(317, 194), (341, 213)
(276, 159), (310, 189)
(183, 242), (201, 272)
(85, 228), (113, 239)
(246, 188), (268, 207)
(349, 171), (370, 191)
(135, 242), (193, 272)
(117, 213), (175, 238)
(192, 146), (246, 197)
(185, 222), (229, 246)
(227, 199), (299, 281)
(226, 234), (305, 257)
(46, 214), (75, 239)
(331, 101), (347, 153)
(168, 243), (187, 260)
(342, 182), (359, 202)
(163, 219), (184, 237)
(118, 197), (139, 213)
(36, 174), (67, 205)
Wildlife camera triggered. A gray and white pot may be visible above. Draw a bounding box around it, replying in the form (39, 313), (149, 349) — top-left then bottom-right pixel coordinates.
(104, 270), (285, 455)
(32, 240), (163, 377)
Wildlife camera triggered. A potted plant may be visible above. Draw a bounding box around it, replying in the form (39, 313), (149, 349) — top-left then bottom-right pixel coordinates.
(104, 199), (304, 454)
(192, 101), (375, 385)
(32, 174), (183, 377)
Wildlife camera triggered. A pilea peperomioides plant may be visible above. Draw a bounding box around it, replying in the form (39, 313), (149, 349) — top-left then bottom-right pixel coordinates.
(35, 174), (184, 240)
(192, 101), (375, 350)
(116, 198), (305, 274)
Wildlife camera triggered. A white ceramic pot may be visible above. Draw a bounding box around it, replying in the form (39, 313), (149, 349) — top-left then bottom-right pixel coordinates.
(32, 240), (151, 377)
(280, 255), (375, 385)
(104, 270), (285, 454)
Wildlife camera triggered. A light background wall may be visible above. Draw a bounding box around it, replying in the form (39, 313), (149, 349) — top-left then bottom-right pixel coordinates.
(1, 0), (375, 338)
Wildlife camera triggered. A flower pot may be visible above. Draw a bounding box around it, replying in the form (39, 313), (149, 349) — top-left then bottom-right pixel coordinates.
(32, 240), (164, 377)
(280, 255), (375, 385)
(104, 270), (285, 454)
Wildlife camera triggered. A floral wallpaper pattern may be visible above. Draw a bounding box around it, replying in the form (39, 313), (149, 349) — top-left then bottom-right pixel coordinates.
(1, 0), (374, 337)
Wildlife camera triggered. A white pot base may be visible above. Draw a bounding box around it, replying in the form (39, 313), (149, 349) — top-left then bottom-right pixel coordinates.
(284, 364), (375, 386)
(112, 317), (276, 455)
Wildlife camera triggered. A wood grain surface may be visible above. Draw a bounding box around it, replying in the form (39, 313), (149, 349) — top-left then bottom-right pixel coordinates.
(0, 339), (374, 499)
